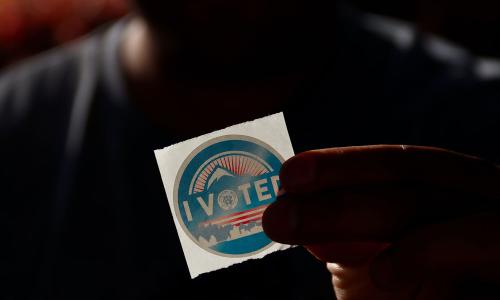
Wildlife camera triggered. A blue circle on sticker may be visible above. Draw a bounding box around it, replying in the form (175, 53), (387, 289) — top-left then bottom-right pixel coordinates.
(174, 135), (284, 257)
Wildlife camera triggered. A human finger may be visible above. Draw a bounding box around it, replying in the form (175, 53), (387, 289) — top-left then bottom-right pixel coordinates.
(328, 262), (419, 300)
(280, 145), (500, 197)
(263, 185), (495, 244)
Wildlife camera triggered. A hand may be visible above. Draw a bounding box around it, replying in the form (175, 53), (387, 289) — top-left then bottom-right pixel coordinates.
(262, 145), (500, 300)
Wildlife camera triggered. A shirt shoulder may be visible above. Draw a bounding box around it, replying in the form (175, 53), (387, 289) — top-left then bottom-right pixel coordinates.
(0, 32), (103, 135)
(329, 12), (500, 160)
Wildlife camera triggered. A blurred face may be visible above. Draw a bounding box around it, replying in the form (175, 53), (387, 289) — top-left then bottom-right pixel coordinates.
(133, 0), (337, 78)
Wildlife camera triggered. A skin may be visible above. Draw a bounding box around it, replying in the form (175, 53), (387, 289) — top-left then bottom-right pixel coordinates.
(122, 1), (336, 138)
(262, 145), (500, 299)
(122, 1), (500, 299)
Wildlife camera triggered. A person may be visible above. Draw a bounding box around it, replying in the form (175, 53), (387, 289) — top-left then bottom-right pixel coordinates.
(2, 0), (500, 299)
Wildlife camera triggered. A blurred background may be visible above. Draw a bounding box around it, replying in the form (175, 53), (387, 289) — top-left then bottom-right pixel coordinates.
(0, 0), (128, 68)
(1, 0), (500, 69)
(350, 0), (500, 58)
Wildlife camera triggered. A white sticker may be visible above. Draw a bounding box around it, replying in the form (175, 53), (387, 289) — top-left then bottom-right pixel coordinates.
(154, 112), (294, 278)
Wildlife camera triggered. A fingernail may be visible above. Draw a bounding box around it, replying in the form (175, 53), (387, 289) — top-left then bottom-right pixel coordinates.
(370, 248), (400, 289)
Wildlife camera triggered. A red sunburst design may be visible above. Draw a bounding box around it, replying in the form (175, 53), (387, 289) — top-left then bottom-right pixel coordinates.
(193, 155), (268, 193)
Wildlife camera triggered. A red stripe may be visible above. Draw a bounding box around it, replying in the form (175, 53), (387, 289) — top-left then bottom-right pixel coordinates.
(239, 156), (245, 175)
(201, 205), (268, 225)
(242, 156), (249, 175)
(229, 156), (234, 174)
(233, 156), (238, 175)
(216, 204), (267, 220)
(248, 159), (257, 176)
(235, 156), (239, 174)
(233, 216), (263, 226)
(218, 211), (263, 225)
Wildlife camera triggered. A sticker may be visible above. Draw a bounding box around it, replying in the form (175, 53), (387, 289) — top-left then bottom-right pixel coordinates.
(155, 113), (294, 278)
(175, 136), (284, 257)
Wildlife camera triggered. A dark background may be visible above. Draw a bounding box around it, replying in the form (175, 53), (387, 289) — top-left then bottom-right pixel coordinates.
(0, 0), (128, 68)
(2, 1), (500, 299)
(1, 0), (500, 69)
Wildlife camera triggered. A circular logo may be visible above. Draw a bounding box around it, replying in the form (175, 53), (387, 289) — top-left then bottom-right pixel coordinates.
(174, 135), (284, 257)
(217, 190), (239, 211)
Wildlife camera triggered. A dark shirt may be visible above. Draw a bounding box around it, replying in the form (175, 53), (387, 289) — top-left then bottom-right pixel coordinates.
(2, 10), (500, 300)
